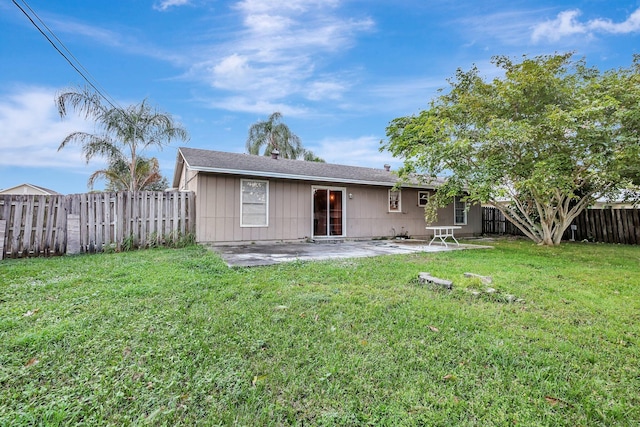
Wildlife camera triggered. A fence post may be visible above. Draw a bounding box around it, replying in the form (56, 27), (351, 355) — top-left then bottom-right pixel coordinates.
(66, 214), (81, 255)
(0, 219), (5, 260)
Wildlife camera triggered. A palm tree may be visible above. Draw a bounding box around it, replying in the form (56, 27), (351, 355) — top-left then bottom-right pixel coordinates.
(88, 156), (167, 191)
(56, 86), (189, 191)
(302, 149), (325, 163)
(245, 112), (303, 159)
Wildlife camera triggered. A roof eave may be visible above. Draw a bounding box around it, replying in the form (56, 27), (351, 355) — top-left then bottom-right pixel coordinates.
(172, 148), (188, 188)
(185, 165), (437, 189)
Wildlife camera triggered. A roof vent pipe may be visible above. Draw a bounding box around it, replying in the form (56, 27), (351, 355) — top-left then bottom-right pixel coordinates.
(384, 164), (390, 171)
(271, 149), (280, 159)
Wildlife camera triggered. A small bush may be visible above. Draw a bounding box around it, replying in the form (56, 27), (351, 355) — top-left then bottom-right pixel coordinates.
(106, 231), (196, 253)
(121, 234), (136, 252)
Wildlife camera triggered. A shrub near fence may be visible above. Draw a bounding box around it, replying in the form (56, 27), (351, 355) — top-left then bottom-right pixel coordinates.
(0, 191), (195, 259)
(482, 206), (640, 245)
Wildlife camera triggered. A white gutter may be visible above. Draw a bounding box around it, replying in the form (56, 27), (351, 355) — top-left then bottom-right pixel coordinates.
(185, 165), (436, 189)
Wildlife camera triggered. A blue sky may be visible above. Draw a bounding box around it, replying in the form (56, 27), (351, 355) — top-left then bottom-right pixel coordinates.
(1, 0), (640, 194)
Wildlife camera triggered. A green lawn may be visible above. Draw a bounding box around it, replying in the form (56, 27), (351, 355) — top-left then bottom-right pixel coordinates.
(1, 240), (639, 426)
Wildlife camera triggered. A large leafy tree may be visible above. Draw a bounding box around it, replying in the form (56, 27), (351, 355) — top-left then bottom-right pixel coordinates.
(383, 53), (640, 245)
(57, 86), (189, 191)
(246, 112), (324, 161)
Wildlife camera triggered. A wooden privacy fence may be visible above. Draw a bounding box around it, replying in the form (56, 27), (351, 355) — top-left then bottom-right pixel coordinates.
(0, 191), (195, 259)
(566, 208), (640, 244)
(482, 207), (640, 245)
(482, 207), (525, 236)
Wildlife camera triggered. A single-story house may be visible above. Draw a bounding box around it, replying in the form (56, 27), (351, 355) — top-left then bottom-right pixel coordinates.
(171, 147), (482, 243)
(0, 183), (61, 196)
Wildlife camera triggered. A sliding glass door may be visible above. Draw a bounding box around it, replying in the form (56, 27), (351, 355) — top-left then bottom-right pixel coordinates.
(313, 187), (345, 237)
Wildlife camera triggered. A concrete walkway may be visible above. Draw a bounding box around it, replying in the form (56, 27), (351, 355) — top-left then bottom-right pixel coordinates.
(208, 239), (492, 267)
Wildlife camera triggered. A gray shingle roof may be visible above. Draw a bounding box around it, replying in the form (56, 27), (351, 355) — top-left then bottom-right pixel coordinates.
(175, 147), (441, 188)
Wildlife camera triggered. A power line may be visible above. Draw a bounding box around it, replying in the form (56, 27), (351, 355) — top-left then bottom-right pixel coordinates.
(16, 0), (122, 112)
(12, 0), (125, 114)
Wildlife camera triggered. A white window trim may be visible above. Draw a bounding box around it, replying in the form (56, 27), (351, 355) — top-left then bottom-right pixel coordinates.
(240, 179), (269, 227)
(388, 189), (402, 213)
(311, 186), (347, 238)
(418, 191), (429, 207)
(454, 196), (467, 225)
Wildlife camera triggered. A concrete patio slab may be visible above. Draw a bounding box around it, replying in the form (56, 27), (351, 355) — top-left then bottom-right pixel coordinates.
(207, 239), (492, 267)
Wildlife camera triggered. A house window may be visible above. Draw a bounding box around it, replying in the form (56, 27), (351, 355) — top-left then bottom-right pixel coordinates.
(418, 191), (429, 207)
(389, 189), (401, 212)
(241, 179), (268, 227)
(454, 196), (467, 225)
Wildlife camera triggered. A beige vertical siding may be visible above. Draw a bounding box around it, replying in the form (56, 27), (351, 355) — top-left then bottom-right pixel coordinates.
(343, 186), (480, 239)
(194, 174), (312, 242)
(178, 168), (199, 193)
(189, 173), (482, 243)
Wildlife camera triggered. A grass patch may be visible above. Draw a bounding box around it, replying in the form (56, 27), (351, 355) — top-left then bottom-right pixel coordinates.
(1, 241), (639, 425)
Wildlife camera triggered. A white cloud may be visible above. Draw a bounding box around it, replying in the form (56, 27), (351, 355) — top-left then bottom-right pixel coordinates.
(336, 77), (444, 115)
(154, 0), (190, 12)
(243, 13), (293, 35)
(457, 10), (545, 46)
(212, 54), (251, 87)
(190, 0), (374, 113)
(532, 8), (640, 43)
(306, 81), (346, 101)
(29, 0), (372, 115)
(0, 86), (100, 169)
(314, 135), (401, 169)
(206, 96), (309, 117)
(49, 19), (124, 48)
(41, 14), (186, 65)
(590, 8), (640, 34)
(205, 54), (309, 100)
(531, 10), (587, 42)
(236, 0), (340, 15)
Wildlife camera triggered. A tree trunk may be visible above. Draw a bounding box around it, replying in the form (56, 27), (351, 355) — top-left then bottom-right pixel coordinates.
(492, 203), (543, 244)
(491, 195), (586, 246)
(539, 215), (559, 245)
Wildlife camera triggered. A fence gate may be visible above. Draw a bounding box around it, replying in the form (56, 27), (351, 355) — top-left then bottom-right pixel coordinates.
(482, 207), (525, 236)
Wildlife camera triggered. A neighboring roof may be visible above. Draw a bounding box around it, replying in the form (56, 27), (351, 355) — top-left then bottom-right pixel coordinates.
(173, 147), (442, 189)
(0, 183), (62, 195)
